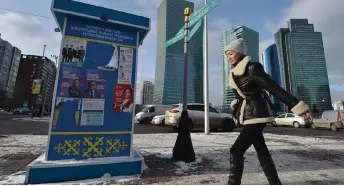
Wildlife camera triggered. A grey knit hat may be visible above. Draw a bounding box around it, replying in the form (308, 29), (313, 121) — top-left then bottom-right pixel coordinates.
(224, 38), (247, 55)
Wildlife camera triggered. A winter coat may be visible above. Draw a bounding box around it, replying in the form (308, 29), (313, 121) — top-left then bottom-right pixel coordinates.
(229, 56), (310, 125)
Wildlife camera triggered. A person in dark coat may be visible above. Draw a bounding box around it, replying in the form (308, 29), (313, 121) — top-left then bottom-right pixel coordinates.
(78, 46), (86, 62)
(225, 38), (312, 185)
(62, 44), (69, 62)
(68, 44), (74, 62)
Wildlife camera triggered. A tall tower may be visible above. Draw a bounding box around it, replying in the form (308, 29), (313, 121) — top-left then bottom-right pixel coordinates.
(221, 26), (259, 107)
(140, 81), (154, 105)
(275, 19), (332, 112)
(261, 44), (285, 113)
(153, 0), (203, 105)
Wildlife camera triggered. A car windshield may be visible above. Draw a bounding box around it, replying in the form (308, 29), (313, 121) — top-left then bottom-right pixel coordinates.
(141, 106), (150, 112)
(169, 104), (179, 110)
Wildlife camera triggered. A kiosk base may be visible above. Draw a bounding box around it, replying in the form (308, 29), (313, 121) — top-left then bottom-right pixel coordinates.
(25, 149), (144, 184)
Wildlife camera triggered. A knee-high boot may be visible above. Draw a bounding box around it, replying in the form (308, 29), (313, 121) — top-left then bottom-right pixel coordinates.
(258, 155), (282, 185)
(227, 154), (245, 185)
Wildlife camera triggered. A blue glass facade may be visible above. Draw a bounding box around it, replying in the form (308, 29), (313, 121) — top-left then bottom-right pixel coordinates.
(275, 19), (332, 112)
(262, 44), (285, 113)
(222, 26), (259, 107)
(153, 0), (203, 105)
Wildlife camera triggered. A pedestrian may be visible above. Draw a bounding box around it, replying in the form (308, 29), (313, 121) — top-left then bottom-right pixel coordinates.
(225, 38), (313, 185)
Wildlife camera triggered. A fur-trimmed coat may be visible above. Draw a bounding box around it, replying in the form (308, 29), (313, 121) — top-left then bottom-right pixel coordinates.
(229, 56), (310, 125)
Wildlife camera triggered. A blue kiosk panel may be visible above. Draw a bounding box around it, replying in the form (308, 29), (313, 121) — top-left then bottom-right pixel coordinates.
(25, 0), (150, 184)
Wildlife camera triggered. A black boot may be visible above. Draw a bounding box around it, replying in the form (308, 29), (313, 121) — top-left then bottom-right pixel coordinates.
(258, 155), (282, 185)
(227, 154), (245, 185)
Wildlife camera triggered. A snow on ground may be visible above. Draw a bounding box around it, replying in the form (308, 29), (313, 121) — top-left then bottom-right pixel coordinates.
(12, 117), (50, 122)
(0, 133), (344, 184)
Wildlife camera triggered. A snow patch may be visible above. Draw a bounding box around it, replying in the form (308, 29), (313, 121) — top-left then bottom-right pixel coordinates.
(12, 117), (50, 122)
(0, 171), (26, 185)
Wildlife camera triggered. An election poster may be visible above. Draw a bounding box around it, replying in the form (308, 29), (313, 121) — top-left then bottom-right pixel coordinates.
(60, 37), (87, 67)
(84, 70), (106, 99)
(113, 84), (134, 113)
(53, 97), (81, 129)
(59, 66), (85, 98)
(117, 47), (133, 84)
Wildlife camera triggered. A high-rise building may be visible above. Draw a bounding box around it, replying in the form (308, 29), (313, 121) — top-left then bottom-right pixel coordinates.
(140, 81), (154, 105)
(0, 36), (22, 107)
(221, 26), (259, 107)
(261, 44), (285, 113)
(13, 55), (57, 113)
(153, 0), (203, 105)
(274, 19), (332, 112)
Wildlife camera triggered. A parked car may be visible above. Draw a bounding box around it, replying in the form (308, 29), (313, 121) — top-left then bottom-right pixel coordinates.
(271, 113), (311, 128)
(151, 115), (165, 125)
(135, 105), (171, 123)
(13, 108), (30, 115)
(165, 103), (236, 132)
(311, 110), (344, 131)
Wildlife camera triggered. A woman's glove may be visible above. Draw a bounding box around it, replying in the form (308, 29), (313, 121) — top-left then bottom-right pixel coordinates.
(230, 99), (239, 109)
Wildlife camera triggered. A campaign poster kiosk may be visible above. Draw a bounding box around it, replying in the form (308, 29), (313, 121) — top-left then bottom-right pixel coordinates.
(25, 0), (150, 184)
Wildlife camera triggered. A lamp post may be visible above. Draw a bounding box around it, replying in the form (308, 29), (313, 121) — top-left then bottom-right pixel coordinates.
(172, 7), (196, 163)
(203, 0), (210, 135)
(43, 45), (46, 57)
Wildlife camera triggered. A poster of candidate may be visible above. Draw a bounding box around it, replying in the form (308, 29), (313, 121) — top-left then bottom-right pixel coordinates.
(117, 47), (133, 84)
(59, 66), (85, 98)
(61, 37), (87, 67)
(84, 70), (106, 99)
(113, 84), (134, 113)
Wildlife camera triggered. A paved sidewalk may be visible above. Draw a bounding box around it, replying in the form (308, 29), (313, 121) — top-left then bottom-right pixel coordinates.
(1, 133), (344, 184)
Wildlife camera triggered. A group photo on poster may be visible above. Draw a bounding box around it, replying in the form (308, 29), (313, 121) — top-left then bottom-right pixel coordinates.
(117, 47), (133, 84)
(61, 37), (87, 67)
(113, 84), (134, 113)
(59, 66), (85, 98)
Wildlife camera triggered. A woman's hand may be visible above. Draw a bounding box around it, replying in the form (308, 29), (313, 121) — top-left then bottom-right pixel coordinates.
(301, 110), (313, 121)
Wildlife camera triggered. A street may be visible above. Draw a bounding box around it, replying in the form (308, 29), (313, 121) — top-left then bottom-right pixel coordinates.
(1, 113), (343, 140)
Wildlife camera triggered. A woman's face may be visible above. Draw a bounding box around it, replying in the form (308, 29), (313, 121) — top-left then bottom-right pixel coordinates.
(125, 89), (131, 98)
(225, 50), (242, 65)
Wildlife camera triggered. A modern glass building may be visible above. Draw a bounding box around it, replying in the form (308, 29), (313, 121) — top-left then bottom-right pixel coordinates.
(261, 44), (285, 113)
(221, 26), (259, 107)
(153, 0), (203, 105)
(140, 81), (154, 105)
(275, 19), (332, 112)
(0, 36), (22, 101)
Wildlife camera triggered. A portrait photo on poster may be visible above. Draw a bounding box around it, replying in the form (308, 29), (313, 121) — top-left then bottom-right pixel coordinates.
(59, 66), (85, 98)
(84, 70), (106, 99)
(113, 84), (134, 113)
(61, 37), (87, 67)
(98, 44), (119, 71)
(117, 47), (133, 84)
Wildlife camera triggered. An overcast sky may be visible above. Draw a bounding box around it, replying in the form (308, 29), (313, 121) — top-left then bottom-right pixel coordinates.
(0, 0), (343, 105)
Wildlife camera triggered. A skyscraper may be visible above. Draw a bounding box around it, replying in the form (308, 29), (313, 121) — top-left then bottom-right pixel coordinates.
(261, 44), (285, 113)
(153, 0), (203, 105)
(221, 26), (259, 107)
(275, 19), (332, 112)
(140, 81), (154, 105)
(0, 36), (22, 106)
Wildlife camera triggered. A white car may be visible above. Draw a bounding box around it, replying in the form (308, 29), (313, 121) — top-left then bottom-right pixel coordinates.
(272, 113), (311, 128)
(151, 115), (165, 125)
(165, 103), (236, 132)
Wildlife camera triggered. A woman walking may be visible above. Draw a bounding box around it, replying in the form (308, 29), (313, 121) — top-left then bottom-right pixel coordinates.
(225, 38), (312, 185)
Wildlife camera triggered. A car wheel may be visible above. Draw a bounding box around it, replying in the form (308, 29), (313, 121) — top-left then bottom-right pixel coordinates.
(311, 123), (316, 129)
(330, 123), (338, 132)
(222, 119), (235, 132)
(271, 121), (277, 127)
(293, 121), (300, 128)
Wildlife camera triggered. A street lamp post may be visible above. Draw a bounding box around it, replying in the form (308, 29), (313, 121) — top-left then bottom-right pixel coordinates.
(172, 7), (196, 163)
(204, 0), (210, 135)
